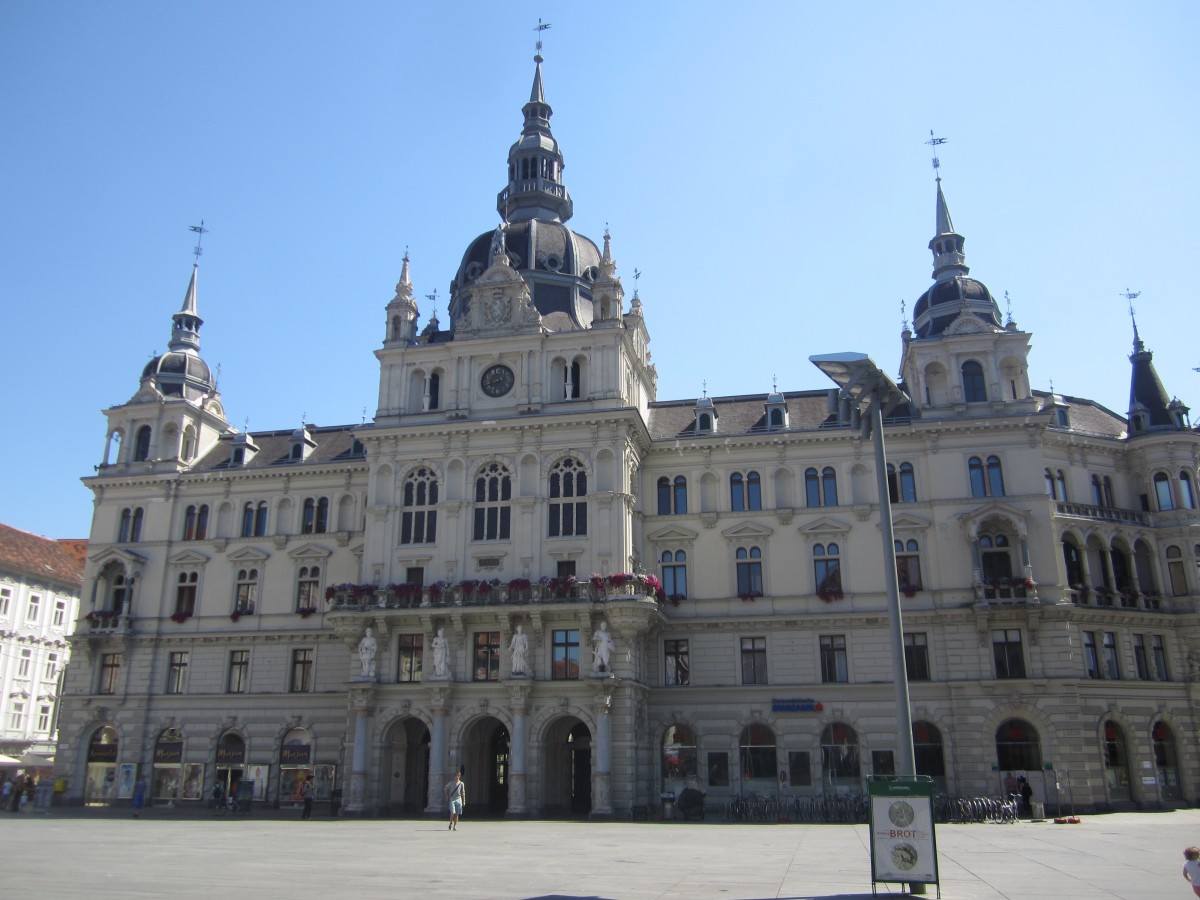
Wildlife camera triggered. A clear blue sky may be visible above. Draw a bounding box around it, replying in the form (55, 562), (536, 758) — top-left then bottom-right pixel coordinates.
(3, 1), (1198, 540)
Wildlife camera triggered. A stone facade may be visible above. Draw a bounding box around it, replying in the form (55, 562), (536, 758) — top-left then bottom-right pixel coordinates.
(54, 51), (1200, 816)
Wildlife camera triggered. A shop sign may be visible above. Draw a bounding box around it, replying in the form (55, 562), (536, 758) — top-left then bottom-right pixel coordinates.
(868, 777), (939, 889)
(216, 744), (246, 765)
(88, 742), (119, 763)
(771, 697), (823, 713)
(280, 744), (311, 765)
(154, 741), (184, 764)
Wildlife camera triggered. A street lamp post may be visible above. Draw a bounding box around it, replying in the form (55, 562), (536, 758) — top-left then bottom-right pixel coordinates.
(810, 352), (916, 778)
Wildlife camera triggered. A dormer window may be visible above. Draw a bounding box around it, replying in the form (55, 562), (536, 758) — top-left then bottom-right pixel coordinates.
(229, 434), (259, 467)
(694, 396), (717, 433)
(290, 427), (316, 462)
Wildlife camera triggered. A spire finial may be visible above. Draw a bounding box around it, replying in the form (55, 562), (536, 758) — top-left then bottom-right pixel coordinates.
(772, 374), (778, 392)
(189, 220), (208, 265)
(1122, 288), (1142, 348)
(926, 130), (947, 181)
(633, 267), (641, 300)
(533, 18), (551, 61)
(901, 298), (908, 331)
(1049, 378), (1055, 394)
(425, 288), (439, 309)
(1004, 290), (1014, 326)
(702, 379), (708, 399)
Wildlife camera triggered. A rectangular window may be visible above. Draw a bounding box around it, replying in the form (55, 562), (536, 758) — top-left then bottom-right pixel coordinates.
(234, 569), (259, 614)
(474, 631), (501, 682)
(26, 594), (41, 623)
(740, 636), (768, 685)
(36, 704), (51, 733)
(707, 751), (730, 787)
(903, 632), (930, 682)
(551, 629), (580, 680)
(1083, 631), (1101, 678)
(1101, 632), (1120, 679)
(166, 651), (189, 694)
(17, 648), (32, 678)
(820, 634), (848, 683)
(1152, 635), (1169, 681)
(44, 652), (59, 681)
(98, 652), (123, 694)
(397, 634), (423, 683)
(1132, 634), (1150, 680)
(290, 648), (314, 693)
(9, 701), (25, 730)
(52, 599), (66, 628)
(0, 587), (11, 617)
(992, 629), (1026, 679)
(227, 650), (249, 693)
(296, 566), (321, 610)
(664, 639), (690, 686)
(788, 751), (812, 787)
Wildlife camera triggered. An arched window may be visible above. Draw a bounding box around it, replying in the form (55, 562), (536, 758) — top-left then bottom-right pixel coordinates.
(730, 471), (761, 511)
(657, 476), (687, 515)
(968, 456), (1005, 497)
(1102, 720), (1132, 801)
(119, 508), (132, 542)
(888, 462), (917, 503)
(814, 543), (842, 597)
(1154, 472), (1174, 511)
(1062, 538), (1084, 587)
(253, 502), (267, 536)
(1181, 471), (1196, 509)
(473, 462), (512, 541)
(662, 724), (697, 781)
(427, 372), (440, 410)
(697, 413), (712, 432)
(995, 719), (1041, 771)
(234, 568), (258, 614)
(1166, 546), (1187, 596)
(769, 408), (784, 428)
(735, 546), (763, 598)
(133, 425), (152, 462)
(820, 723), (860, 789)
(295, 566), (321, 609)
(1091, 474), (1104, 506)
(549, 458), (587, 537)
(1044, 469), (1055, 497)
(740, 724), (777, 782)
(182, 505), (208, 541)
(401, 468), (439, 544)
(1056, 470), (1068, 501)
(301, 497), (329, 534)
(661, 550), (687, 600)
(962, 360), (986, 402)
(987, 457), (1005, 497)
(805, 467), (838, 507)
(564, 360), (581, 399)
(912, 721), (946, 788)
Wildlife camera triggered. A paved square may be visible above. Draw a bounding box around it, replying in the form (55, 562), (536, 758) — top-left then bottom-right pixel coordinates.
(4, 808), (1197, 898)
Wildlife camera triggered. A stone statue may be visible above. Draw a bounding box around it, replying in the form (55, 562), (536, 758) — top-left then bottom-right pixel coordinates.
(592, 620), (615, 673)
(432, 627), (450, 677)
(357, 627), (377, 678)
(509, 624), (529, 675)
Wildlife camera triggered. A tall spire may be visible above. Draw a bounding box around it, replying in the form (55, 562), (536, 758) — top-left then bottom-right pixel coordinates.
(169, 263), (204, 353)
(497, 34), (573, 223)
(926, 132), (968, 282)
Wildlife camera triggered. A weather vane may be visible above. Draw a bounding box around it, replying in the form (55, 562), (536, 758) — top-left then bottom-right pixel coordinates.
(189, 220), (208, 264)
(926, 130), (947, 175)
(633, 267), (641, 299)
(534, 18), (551, 56)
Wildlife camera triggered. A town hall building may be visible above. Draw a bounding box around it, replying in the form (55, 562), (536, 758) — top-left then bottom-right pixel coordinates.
(55, 49), (1200, 817)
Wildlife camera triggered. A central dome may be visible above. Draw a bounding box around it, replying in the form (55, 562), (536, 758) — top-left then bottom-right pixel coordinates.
(912, 275), (1002, 338)
(451, 220), (601, 328)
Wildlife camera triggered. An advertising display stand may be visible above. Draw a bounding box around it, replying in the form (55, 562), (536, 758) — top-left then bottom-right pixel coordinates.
(868, 776), (939, 897)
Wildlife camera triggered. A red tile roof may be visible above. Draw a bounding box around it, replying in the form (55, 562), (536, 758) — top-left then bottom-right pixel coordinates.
(0, 523), (86, 591)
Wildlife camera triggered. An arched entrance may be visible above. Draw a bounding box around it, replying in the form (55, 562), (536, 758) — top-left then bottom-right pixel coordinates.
(215, 731), (246, 800)
(383, 717), (430, 815)
(85, 726), (119, 804)
(461, 716), (509, 816)
(1102, 720), (1133, 802)
(1153, 721), (1183, 801)
(542, 717), (591, 816)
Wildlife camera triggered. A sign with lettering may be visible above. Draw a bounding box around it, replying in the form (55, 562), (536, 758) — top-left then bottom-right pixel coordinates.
(868, 777), (939, 889)
(154, 741), (184, 764)
(280, 744), (311, 766)
(771, 698), (824, 713)
(216, 743), (246, 765)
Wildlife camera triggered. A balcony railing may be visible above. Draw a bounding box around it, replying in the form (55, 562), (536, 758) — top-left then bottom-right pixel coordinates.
(82, 612), (133, 633)
(1068, 586), (1163, 611)
(1054, 501), (1150, 526)
(327, 576), (663, 612)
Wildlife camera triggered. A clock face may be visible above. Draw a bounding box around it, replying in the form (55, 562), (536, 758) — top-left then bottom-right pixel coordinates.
(481, 364), (514, 397)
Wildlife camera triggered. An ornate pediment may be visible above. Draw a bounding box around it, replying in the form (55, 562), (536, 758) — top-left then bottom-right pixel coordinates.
(287, 542), (333, 561)
(168, 549), (210, 565)
(227, 546), (270, 563)
(797, 516), (852, 537)
(720, 521), (774, 542)
(646, 524), (700, 544)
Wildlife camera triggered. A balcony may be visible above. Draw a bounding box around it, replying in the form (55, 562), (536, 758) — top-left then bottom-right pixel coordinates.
(1054, 501), (1150, 526)
(81, 611), (133, 634)
(327, 574), (664, 611)
(1068, 585), (1164, 611)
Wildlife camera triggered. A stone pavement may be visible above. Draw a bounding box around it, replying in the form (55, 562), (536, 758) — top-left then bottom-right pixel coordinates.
(3, 807), (1197, 898)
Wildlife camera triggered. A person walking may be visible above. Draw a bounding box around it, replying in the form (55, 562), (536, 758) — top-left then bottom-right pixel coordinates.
(444, 771), (466, 831)
(301, 776), (314, 820)
(131, 775), (147, 817)
(1183, 847), (1200, 897)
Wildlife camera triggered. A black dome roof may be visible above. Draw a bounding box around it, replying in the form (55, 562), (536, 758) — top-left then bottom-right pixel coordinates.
(141, 350), (214, 401)
(912, 276), (1002, 338)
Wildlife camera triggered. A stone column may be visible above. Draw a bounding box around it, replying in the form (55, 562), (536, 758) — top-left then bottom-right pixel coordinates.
(427, 691), (448, 814)
(591, 689), (613, 819)
(507, 685), (529, 817)
(344, 685), (375, 815)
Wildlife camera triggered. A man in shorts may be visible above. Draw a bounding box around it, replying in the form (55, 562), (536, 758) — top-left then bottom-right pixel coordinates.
(444, 771), (466, 831)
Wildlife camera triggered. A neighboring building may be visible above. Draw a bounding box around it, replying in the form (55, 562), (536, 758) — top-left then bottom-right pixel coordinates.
(0, 523), (85, 758)
(56, 50), (1200, 816)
